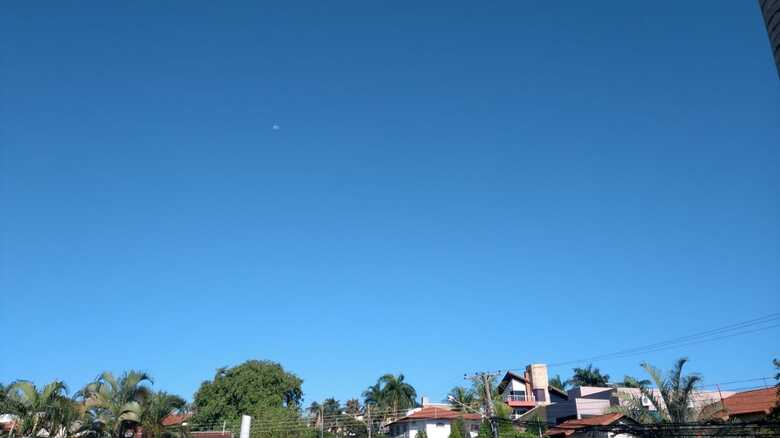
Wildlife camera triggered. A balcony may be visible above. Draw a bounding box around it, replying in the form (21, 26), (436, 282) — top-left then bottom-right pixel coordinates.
(503, 392), (536, 407)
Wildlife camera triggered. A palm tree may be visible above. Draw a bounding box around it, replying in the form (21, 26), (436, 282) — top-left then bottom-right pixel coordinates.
(617, 375), (651, 389)
(321, 398), (341, 433)
(447, 386), (476, 412)
(569, 364), (610, 387)
(5, 380), (74, 438)
(140, 391), (187, 438)
(322, 398), (341, 417)
(306, 401), (322, 426)
(548, 375), (568, 391)
(614, 358), (708, 436)
(362, 383), (383, 407)
(379, 374), (416, 414)
(80, 371), (154, 438)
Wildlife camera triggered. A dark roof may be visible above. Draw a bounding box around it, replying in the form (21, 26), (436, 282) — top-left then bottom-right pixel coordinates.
(548, 385), (568, 400)
(389, 407), (482, 424)
(496, 371), (568, 400)
(497, 371), (528, 393)
(545, 413), (626, 437)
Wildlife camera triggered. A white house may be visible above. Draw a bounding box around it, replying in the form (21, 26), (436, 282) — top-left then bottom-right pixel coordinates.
(387, 406), (482, 438)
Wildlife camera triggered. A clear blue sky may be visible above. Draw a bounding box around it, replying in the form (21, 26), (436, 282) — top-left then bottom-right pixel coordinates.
(1, 1), (779, 406)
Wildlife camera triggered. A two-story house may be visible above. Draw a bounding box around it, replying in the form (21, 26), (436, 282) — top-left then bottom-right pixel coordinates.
(496, 364), (569, 419)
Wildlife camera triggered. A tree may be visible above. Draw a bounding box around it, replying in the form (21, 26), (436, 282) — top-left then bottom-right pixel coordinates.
(321, 398), (342, 433)
(568, 364), (610, 387)
(477, 420), (491, 438)
(345, 399), (361, 416)
(769, 358), (780, 421)
(548, 375), (568, 391)
(449, 417), (466, 438)
(6, 380), (76, 438)
(416, 429), (428, 438)
(140, 391), (187, 438)
(191, 360), (303, 426)
(614, 358), (710, 436)
(447, 386), (476, 412)
(307, 401), (322, 426)
(617, 375), (650, 389)
(362, 383), (384, 407)
(379, 374), (417, 414)
(80, 371), (154, 438)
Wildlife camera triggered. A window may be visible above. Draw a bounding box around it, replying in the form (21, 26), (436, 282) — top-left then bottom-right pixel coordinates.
(436, 423), (445, 427)
(470, 424), (480, 432)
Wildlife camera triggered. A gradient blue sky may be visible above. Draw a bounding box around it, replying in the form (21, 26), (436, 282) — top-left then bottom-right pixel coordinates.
(1, 1), (779, 405)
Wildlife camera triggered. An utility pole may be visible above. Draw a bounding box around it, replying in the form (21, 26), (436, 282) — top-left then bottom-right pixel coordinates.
(320, 406), (324, 438)
(467, 372), (500, 438)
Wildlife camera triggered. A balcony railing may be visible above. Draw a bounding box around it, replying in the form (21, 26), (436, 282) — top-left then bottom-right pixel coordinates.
(504, 393), (535, 402)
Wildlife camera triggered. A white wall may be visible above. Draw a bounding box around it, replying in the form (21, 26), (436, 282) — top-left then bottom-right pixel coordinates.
(391, 419), (479, 438)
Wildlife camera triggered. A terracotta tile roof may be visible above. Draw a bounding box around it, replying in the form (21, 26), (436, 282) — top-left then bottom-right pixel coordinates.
(545, 413), (625, 437)
(162, 412), (193, 426)
(391, 407), (482, 423)
(721, 387), (778, 417)
(1, 421), (16, 433)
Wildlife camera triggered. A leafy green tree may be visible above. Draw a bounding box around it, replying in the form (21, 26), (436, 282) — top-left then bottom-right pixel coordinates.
(80, 371), (153, 438)
(447, 386), (477, 412)
(568, 364), (610, 387)
(191, 360), (303, 426)
(416, 429), (428, 438)
(140, 391), (187, 438)
(339, 414), (368, 438)
(548, 375), (568, 391)
(379, 374), (417, 413)
(477, 420), (491, 438)
(449, 417), (466, 438)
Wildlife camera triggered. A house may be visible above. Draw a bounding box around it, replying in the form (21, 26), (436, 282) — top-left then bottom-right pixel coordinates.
(709, 387), (779, 422)
(160, 413), (233, 438)
(386, 406), (482, 438)
(545, 413), (638, 438)
(496, 364), (568, 419)
(0, 415), (16, 435)
(544, 386), (735, 425)
(162, 413), (192, 427)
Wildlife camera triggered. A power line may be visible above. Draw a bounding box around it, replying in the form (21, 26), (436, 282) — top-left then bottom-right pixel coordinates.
(469, 312), (780, 375)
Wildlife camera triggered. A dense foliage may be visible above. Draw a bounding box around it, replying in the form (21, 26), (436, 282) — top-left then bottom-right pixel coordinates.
(191, 360), (303, 426)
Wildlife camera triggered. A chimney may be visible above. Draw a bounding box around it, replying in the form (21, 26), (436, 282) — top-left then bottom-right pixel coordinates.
(421, 396), (430, 407)
(526, 363), (550, 403)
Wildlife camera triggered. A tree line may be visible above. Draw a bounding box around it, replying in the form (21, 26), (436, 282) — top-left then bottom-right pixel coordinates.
(2, 358), (778, 438)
